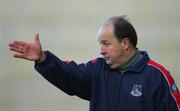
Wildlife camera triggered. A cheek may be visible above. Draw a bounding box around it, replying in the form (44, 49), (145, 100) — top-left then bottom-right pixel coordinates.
(106, 44), (123, 56)
(107, 47), (119, 57)
(110, 47), (123, 57)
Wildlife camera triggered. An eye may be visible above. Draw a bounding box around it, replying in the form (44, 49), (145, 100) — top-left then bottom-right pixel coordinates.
(99, 42), (110, 47)
(99, 40), (111, 47)
(103, 42), (110, 46)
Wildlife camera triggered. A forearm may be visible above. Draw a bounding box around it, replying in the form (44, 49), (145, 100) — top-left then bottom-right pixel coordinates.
(34, 51), (91, 99)
(34, 51), (74, 94)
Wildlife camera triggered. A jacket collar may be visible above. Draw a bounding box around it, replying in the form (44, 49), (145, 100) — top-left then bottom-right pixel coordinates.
(126, 51), (150, 73)
(105, 50), (150, 73)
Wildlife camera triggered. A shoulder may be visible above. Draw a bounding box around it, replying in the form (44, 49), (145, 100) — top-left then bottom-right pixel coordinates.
(86, 57), (106, 65)
(146, 60), (177, 90)
(84, 57), (107, 72)
(147, 60), (172, 82)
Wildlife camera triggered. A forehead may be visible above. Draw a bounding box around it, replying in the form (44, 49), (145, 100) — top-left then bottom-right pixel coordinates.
(98, 23), (116, 41)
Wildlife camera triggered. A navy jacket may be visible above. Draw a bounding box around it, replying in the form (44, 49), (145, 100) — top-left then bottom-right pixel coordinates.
(35, 51), (180, 111)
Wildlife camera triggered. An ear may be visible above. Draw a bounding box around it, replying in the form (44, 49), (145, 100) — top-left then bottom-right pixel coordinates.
(121, 37), (130, 51)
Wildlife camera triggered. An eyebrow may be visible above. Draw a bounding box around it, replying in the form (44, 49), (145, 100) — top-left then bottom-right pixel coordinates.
(98, 40), (109, 44)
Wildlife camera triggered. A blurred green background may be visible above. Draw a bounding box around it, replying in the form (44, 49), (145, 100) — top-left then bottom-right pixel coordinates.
(0, 0), (180, 111)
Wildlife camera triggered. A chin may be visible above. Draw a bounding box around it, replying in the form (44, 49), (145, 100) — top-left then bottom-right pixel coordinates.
(106, 60), (112, 65)
(106, 61), (118, 69)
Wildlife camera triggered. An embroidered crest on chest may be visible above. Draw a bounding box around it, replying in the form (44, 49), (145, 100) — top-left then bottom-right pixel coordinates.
(130, 84), (143, 97)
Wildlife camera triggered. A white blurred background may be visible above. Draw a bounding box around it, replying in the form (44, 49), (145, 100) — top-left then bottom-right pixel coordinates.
(0, 0), (180, 111)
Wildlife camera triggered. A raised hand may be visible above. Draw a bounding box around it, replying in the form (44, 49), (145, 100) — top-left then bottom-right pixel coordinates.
(9, 33), (46, 62)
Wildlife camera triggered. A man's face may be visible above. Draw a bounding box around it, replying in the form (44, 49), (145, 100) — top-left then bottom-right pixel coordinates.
(98, 23), (126, 69)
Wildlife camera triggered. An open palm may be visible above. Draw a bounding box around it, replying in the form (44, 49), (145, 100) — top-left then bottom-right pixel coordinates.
(9, 34), (43, 61)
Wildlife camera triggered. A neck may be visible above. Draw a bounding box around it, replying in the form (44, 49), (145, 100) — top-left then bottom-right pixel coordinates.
(118, 48), (139, 70)
(123, 48), (137, 64)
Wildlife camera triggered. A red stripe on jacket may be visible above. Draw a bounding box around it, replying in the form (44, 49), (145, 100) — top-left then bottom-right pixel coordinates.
(148, 60), (180, 110)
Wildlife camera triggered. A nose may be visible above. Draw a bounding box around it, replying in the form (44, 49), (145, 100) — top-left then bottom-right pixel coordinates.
(100, 46), (106, 55)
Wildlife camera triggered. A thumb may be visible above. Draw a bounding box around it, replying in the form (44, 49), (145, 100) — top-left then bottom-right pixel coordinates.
(35, 33), (41, 45)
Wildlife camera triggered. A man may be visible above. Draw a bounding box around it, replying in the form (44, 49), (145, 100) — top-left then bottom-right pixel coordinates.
(9, 16), (180, 111)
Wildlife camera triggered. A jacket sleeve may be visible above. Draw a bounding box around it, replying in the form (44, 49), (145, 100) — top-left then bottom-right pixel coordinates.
(154, 70), (180, 111)
(34, 51), (95, 100)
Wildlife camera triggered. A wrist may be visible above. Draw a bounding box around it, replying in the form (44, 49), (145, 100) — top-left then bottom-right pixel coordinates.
(37, 51), (46, 63)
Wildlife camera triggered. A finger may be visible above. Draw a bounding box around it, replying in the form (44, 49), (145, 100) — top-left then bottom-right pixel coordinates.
(14, 54), (32, 61)
(9, 47), (24, 54)
(35, 33), (41, 45)
(9, 43), (24, 50)
(14, 54), (27, 59)
(12, 41), (27, 46)
(9, 43), (18, 48)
